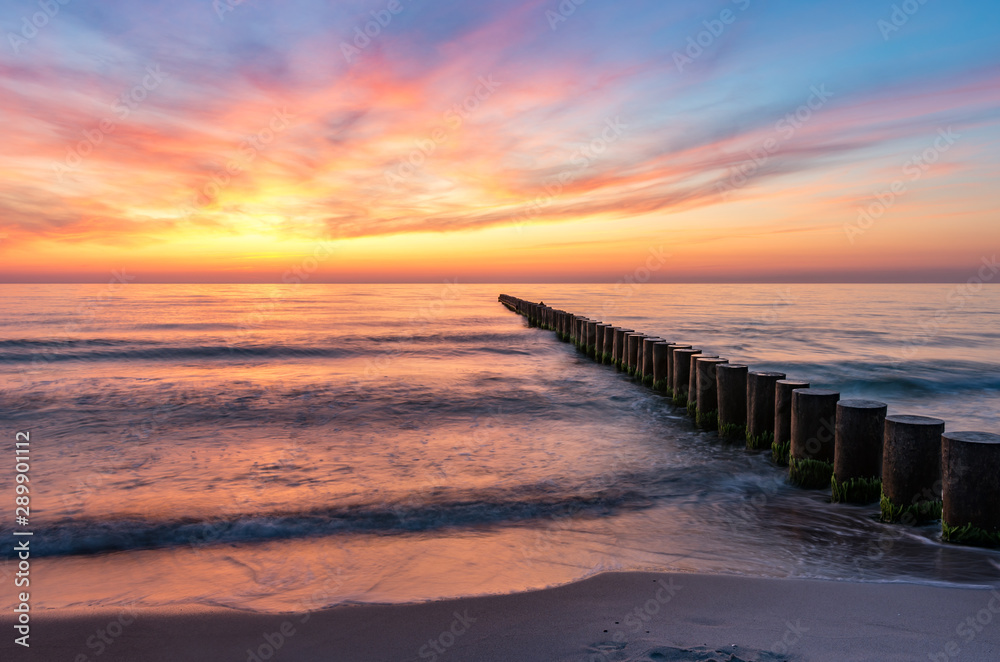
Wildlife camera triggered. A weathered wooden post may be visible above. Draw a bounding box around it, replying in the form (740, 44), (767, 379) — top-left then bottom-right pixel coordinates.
(716, 363), (748, 441)
(688, 353), (718, 418)
(602, 324), (615, 364)
(773, 379), (809, 465)
(613, 328), (633, 370)
(672, 349), (701, 407)
(595, 324), (607, 359)
(789, 388), (840, 488)
(881, 415), (945, 524)
(585, 320), (598, 358)
(595, 324), (608, 363)
(695, 357), (729, 429)
(746, 371), (786, 450)
(832, 399), (887, 504)
(665, 344), (691, 398)
(942, 431), (1000, 546)
(652, 342), (670, 392)
(640, 337), (663, 386)
(626, 333), (645, 376)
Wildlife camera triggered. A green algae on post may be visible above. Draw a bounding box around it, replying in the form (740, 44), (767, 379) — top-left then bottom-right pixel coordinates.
(788, 388), (839, 489)
(747, 429), (773, 451)
(832, 399), (887, 504)
(746, 371), (785, 450)
(789, 457), (834, 489)
(716, 363), (748, 441)
(695, 357), (729, 430)
(772, 438), (790, 466)
(831, 475), (882, 504)
(882, 415), (945, 524)
(941, 521), (1000, 547)
(880, 490), (942, 524)
(719, 422), (746, 442)
(774, 380), (809, 464)
(941, 431), (1000, 547)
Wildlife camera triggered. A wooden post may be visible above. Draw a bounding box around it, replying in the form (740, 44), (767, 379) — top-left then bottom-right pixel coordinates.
(599, 324), (614, 364)
(746, 371), (786, 450)
(942, 431), (1000, 547)
(789, 388), (840, 489)
(688, 353), (718, 418)
(652, 342), (670, 392)
(626, 333), (645, 376)
(640, 337), (664, 386)
(665, 344), (691, 398)
(881, 415), (945, 524)
(773, 379), (809, 465)
(832, 399), (887, 504)
(585, 320), (598, 358)
(694, 357), (728, 429)
(595, 324), (607, 361)
(672, 349), (701, 407)
(716, 363), (749, 441)
(613, 328), (633, 370)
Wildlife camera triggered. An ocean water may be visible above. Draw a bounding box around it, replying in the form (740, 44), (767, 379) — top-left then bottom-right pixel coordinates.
(1, 283), (998, 613)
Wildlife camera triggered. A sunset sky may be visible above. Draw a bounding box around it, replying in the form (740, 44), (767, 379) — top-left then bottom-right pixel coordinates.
(1, 0), (998, 282)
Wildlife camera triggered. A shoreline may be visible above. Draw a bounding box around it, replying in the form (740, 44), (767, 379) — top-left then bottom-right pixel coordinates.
(4, 571), (998, 661)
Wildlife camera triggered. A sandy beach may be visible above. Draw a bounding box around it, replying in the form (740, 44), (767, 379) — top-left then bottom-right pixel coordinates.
(4, 571), (998, 661)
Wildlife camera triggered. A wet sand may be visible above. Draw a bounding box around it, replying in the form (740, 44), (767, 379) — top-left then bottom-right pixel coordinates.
(3, 572), (998, 661)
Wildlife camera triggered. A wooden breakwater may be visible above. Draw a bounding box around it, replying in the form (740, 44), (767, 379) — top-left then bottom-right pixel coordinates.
(498, 294), (1000, 548)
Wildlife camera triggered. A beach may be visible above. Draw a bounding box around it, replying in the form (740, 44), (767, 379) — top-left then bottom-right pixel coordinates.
(4, 572), (998, 661)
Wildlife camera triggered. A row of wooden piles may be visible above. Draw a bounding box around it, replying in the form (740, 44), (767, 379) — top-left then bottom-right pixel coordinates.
(498, 294), (1000, 548)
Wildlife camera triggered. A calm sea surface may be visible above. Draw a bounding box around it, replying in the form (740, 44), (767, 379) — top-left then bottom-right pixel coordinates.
(1, 284), (998, 612)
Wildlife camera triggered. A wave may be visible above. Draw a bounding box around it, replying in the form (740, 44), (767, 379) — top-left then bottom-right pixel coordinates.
(0, 331), (527, 364)
(0, 345), (353, 363)
(767, 360), (1000, 395)
(5, 484), (656, 558)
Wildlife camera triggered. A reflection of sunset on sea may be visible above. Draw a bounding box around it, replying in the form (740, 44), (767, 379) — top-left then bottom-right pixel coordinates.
(2, 1), (998, 282)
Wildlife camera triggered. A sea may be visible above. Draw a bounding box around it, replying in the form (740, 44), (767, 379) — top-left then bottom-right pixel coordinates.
(1, 283), (998, 613)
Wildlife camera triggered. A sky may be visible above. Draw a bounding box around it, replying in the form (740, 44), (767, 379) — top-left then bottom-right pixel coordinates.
(0, 0), (998, 283)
